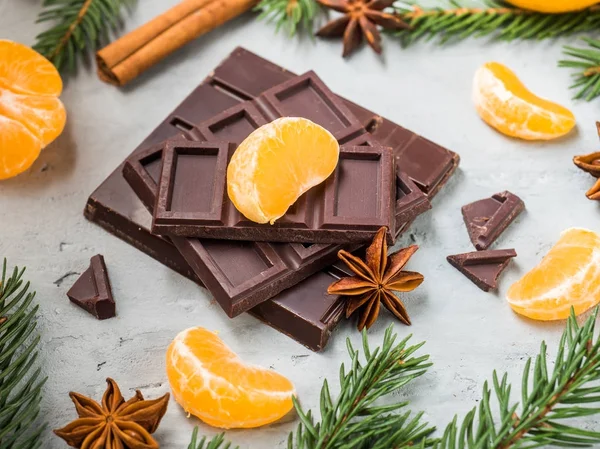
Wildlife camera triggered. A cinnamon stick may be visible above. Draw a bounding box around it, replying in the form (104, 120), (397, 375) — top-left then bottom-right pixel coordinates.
(97, 0), (257, 86)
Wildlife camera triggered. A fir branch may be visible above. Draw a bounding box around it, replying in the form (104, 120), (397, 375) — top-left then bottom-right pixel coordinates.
(393, 1), (600, 45)
(33, 0), (135, 73)
(0, 259), (46, 449)
(256, 0), (320, 36)
(560, 38), (600, 101)
(288, 325), (434, 449)
(435, 308), (600, 449)
(187, 427), (238, 449)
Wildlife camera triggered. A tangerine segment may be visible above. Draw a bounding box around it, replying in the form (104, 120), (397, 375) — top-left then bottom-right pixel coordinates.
(0, 115), (42, 180)
(0, 88), (66, 146)
(473, 62), (575, 141)
(507, 228), (600, 321)
(505, 0), (598, 13)
(0, 40), (62, 96)
(227, 117), (339, 224)
(166, 327), (295, 429)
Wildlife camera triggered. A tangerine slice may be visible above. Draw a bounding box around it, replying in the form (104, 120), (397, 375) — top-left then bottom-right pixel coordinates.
(0, 40), (66, 180)
(227, 117), (339, 224)
(507, 228), (600, 321)
(505, 0), (598, 13)
(165, 327), (296, 429)
(473, 62), (575, 141)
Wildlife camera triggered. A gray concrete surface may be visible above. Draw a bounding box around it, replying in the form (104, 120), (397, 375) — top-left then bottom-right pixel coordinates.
(2, 1), (600, 447)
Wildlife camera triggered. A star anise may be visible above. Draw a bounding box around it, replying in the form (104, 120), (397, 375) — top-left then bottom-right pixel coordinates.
(316, 0), (410, 57)
(328, 227), (424, 331)
(54, 378), (169, 449)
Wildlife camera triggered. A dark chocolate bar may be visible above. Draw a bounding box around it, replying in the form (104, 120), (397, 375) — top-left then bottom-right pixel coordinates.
(67, 255), (116, 319)
(124, 139), (424, 317)
(447, 249), (517, 292)
(462, 191), (524, 250)
(151, 72), (397, 245)
(86, 47), (459, 350)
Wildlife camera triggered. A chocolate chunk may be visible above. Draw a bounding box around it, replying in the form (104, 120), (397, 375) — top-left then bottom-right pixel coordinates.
(85, 47), (459, 350)
(447, 249), (517, 292)
(462, 191), (524, 250)
(67, 255), (116, 319)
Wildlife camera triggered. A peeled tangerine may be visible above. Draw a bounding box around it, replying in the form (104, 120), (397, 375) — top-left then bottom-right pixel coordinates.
(505, 0), (598, 13)
(227, 117), (339, 224)
(473, 62), (575, 141)
(166, 327), (296, 429)
(507, 228), (600, 321)
(0, 40), (66, 180)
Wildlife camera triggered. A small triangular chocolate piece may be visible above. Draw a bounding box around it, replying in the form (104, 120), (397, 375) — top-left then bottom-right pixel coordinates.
(67, 255), (115, 319)
(462, 191), (524, 250)
(447, 249), (516, 292)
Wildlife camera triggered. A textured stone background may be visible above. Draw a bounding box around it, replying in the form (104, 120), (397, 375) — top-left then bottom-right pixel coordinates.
(2, 0), (600, 447)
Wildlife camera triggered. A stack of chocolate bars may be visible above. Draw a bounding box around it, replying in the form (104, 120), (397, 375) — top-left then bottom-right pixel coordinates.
(84, 48), (460, 351)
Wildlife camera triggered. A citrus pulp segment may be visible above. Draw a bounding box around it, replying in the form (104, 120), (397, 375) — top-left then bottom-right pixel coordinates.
(473, 62), (575, 141)
(507, 228), (600, 321)
(165, 327), (296, 429)
(227, 117), (339, 224)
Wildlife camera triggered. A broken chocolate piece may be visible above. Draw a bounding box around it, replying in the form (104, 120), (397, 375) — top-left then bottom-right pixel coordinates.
(447, 249), (517, 292)
(67, 255), (116, 319)
(462, 191), (524, 250)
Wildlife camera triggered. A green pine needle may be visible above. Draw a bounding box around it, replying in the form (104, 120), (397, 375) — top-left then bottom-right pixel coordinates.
(560, 37), (600, 101)
(0, 259), (46, 449)
(33, 0), (136, 73)
(287, 325), (434, 449)
(435, 307), (600, 448)
(255, 0), (320, 36)
(187, 428), (238, 449)
(394, 1), (600, 45)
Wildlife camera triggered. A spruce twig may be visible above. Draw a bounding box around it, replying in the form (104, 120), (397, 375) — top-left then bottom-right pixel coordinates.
(560, 37), (600, 101)
(0, 259), (46, 449)
(394, 1), (600, 45)
(435, 308), (600, 448)
(33, 0), (136, 73)
(287, 325), (434, 449)
(256, 0), (600, 44)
